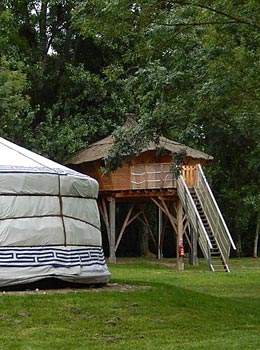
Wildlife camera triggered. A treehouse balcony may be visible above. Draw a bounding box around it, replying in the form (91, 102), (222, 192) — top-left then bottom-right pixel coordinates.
(82, 161), (198, 198)
(75, 158), (200, 199)
(131, 164), (196, 190)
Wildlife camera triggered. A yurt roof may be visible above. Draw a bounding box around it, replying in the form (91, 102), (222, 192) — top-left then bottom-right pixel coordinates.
(66, 132), (213, 165)
(0, 137), (84, 176)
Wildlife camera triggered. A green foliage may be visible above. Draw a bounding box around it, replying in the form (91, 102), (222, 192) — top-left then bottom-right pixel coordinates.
(0, 0), (260, 254)
(0, 57), (34, 145)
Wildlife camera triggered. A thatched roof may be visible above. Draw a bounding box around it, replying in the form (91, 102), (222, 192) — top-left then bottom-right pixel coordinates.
(66, 135), (114, 165)
(66, 133), (213, 165)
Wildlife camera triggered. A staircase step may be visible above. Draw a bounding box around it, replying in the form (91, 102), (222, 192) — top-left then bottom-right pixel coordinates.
(212, 262), (226, 266)
(189, 187), (231, 273)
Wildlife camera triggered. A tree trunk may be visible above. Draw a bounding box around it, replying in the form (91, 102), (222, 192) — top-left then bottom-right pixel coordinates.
(39, 0), (48, 62)
(253, 211), (260, 258)
(138, 222), (150, 256)
(236, 233), (242, 258)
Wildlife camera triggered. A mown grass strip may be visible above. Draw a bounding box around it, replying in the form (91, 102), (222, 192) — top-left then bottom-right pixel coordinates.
(0, 258), (259, 350)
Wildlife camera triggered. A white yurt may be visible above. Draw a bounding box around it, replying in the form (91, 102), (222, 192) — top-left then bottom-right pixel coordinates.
(0, 137), (110, 287)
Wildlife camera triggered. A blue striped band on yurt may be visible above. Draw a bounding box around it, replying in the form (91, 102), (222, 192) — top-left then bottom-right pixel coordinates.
(0, 246), (106, 268)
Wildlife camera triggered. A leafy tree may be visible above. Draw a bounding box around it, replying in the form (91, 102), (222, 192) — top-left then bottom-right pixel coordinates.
(0, 1), (124, 160)
(0, 57), (34, 145)
(1, 0), (259, 255)
(73, 0), (260, 255)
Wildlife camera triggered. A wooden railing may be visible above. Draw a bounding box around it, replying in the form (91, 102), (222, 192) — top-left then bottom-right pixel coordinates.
(131, 163), (175, 189)
(181, 165), (196, 187)
(194, 164), (236, 267)
(177, 174), (213, 268)
(131, 163), (196, 189)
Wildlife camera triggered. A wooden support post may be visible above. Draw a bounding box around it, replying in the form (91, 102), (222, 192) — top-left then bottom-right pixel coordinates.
(151, 197), (177, 233)
(99, 198), (110, 246)
(151, 197), (179, 262)
(115, 204), (136, 251)
(176, 199), (184, 271)
(183, 216), (193, 262)
(191, 225), (198, 266)
(109, 197), (116, 263)
(158, 207), (163, 259)
(161, 216), (168, 254)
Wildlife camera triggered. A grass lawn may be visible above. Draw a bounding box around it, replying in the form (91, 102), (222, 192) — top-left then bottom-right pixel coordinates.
(0, 257), (260, 349)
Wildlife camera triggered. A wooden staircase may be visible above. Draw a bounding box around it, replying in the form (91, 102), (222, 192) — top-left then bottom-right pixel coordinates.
(177, 165), (236, 272)
(189, 190), (229, 272)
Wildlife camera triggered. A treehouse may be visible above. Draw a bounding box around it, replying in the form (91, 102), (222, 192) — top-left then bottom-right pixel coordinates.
(66, 118), (236, 272)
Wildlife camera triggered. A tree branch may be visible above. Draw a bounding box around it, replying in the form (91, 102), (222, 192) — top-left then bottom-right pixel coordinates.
(153, 20), (238, 27)
(171, 1), (260, 30)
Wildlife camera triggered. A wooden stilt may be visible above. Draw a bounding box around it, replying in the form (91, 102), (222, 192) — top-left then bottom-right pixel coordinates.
(151, 197), (180, 262)
(183, 217), (192, 250)
(115, 204), (136, 251)
(176, 199), (184, 271)
(158, 208), (162, 259)
(109, 197), (116, 263)
(191, 225), (198, 266)
(99, 198), (111, 245)
(151, 197), (177, 233)
(160, 215), (168, 255)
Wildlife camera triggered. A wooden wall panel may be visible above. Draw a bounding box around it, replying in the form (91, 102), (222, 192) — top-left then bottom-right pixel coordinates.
(75, 153), (206, 192)
(81, 162), (131, 191)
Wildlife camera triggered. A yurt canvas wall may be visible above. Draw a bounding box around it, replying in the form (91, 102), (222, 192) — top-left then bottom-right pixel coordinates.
(0, 137), (110, 287)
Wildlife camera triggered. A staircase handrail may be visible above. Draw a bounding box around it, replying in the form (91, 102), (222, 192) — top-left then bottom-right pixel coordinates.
(177, 174), (213, 263)
(194, 165), (236, 263)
